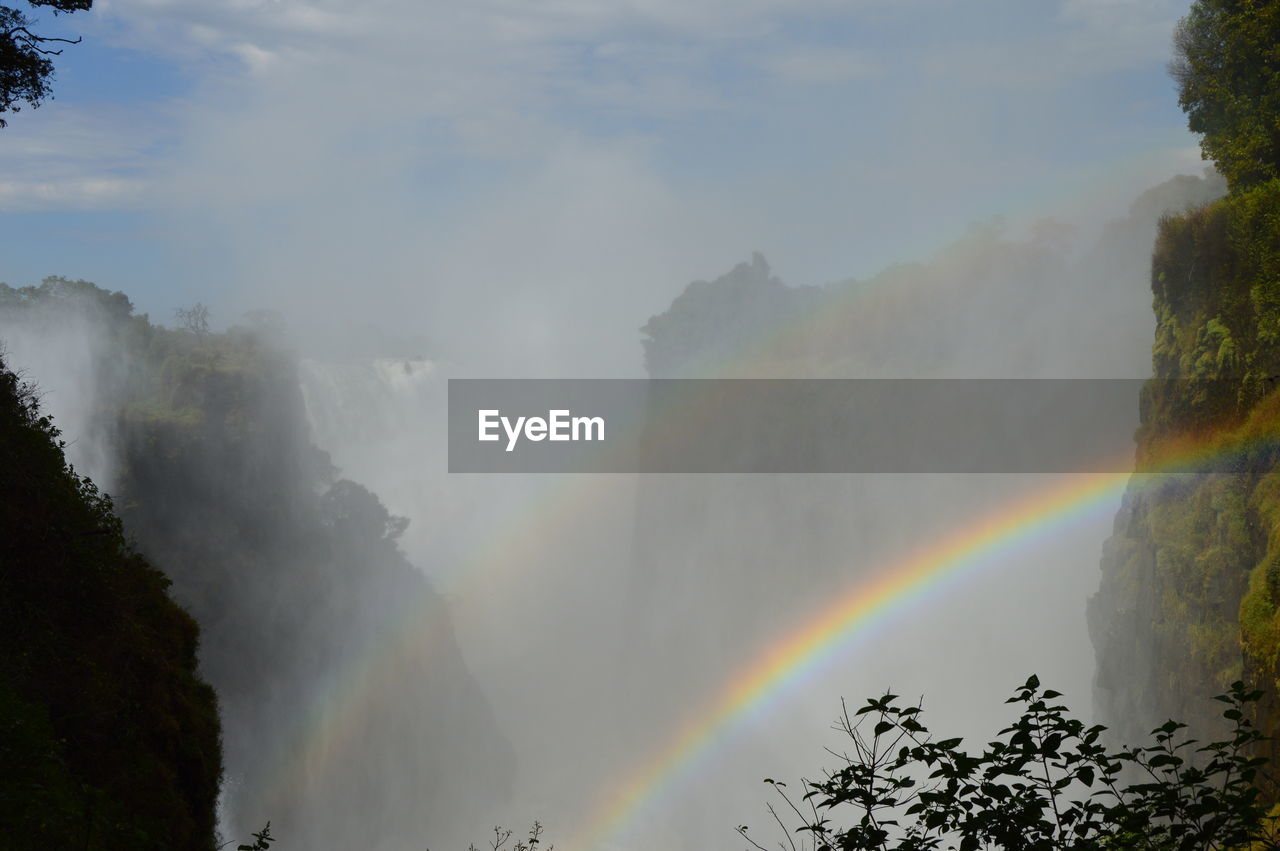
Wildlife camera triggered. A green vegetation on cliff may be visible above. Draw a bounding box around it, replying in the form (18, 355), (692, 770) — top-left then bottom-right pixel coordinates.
(0, 356), (222, 849)
(0, 278), (514, 849)
(1091, 179), (1280, 748)
(1091, 0), (1280, 768)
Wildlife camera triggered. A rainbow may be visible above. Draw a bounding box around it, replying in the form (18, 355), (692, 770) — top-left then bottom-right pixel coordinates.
(565, 469), (1134, 849)
(258, 465), (1134, 830)
(565, 420), (1280, 848)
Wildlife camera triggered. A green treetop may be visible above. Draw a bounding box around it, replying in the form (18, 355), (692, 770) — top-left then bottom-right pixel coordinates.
(1171, 0), (1280, 190)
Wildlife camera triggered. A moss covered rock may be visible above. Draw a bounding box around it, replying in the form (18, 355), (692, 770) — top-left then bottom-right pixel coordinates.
(1092, 180), (1280, 756)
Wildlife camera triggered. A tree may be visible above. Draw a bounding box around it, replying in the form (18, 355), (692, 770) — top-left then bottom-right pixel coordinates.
(320, 479), (410, 545)
(176, 302), (211, 337)
(741, 677), (1280, 850)
(1170, 0), (1280, 191)
(0, 0), (91, 127)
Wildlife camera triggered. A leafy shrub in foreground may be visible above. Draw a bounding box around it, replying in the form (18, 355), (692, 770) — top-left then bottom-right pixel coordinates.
(742, 677), (1278, 850)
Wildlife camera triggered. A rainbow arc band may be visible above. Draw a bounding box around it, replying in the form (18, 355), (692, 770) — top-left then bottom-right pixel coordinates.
(566, 468), (1135, 849)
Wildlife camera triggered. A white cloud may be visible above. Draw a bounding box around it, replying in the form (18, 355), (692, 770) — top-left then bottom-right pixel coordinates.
(0, 106), (169, 211)
(0, 177), (145, 210)
(8, 0), (1205, 355)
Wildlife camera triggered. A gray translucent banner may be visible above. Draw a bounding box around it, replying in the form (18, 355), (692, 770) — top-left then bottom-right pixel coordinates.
(446, 379), (1246, 474)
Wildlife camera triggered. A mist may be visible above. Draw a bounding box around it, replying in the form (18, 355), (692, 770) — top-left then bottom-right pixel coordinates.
(291, 169), (1224, 849)
(0, 1), (1227, 849)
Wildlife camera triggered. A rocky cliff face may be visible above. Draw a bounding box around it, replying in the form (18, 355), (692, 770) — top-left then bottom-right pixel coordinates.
(114, 343), (513, 849)
(1090, 179), (1280, 757)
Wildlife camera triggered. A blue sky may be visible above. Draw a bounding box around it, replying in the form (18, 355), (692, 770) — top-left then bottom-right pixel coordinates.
(1, 0), (1204, 371)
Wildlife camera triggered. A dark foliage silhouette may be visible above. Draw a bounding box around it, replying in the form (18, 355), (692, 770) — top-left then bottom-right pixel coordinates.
(0, 0), (90, 126)
(742, 677), (1279, 850)
(0, 354), (222, 849)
